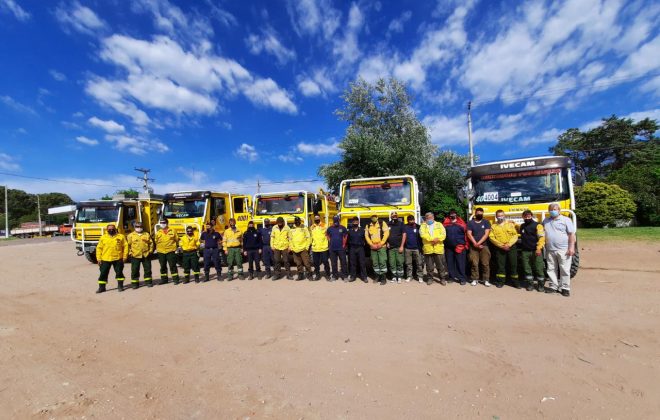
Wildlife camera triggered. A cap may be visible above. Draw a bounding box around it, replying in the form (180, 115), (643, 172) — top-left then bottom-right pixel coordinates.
(264, 218), (270, 223)
(276, 216), (284, 223)
(333, 215), (340, 221)
(294, 216), (301, 222)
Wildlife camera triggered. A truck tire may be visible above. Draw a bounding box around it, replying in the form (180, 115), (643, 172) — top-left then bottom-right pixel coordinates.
(570, 245), (580, 278)
(85, 251), (97, 264)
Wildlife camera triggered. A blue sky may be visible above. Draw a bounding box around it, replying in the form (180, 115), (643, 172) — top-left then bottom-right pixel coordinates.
(0, 0), (658, 200)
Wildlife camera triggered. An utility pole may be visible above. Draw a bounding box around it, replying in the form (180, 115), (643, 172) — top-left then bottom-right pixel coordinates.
(467, 101), (474, 167)
(37, 194), (43, 236)
(135, 168), (155, 194)
(4, 184), (8, 239)
(257, 179), (261, 194)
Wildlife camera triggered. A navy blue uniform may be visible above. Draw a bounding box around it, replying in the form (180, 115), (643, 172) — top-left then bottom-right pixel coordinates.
(200, 230), (222, 280)
(347, 226), (367, 280)
(259, 226), (274, 275)
(243, 228), (263, 275)
(327, 224), (348, 279)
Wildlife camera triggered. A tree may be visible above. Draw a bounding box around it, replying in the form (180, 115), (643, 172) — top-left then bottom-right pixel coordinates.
(0, 188), (74, 228)
(319, 77), (470, 214)
(575, 182), (637, 227)
(100, 189), (139, 200)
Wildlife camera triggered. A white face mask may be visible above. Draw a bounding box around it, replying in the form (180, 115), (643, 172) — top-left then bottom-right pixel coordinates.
(496, 217), (505, 223)
(160, 223), (167, 228)
(135, 228), (143, 233)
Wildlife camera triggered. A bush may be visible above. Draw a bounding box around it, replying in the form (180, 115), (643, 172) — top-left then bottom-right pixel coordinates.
(575, 182), (637, 227)
(423, 190), (466, 219)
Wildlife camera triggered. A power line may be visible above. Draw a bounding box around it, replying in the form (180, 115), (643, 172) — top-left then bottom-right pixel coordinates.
(0, 171), (139, 188)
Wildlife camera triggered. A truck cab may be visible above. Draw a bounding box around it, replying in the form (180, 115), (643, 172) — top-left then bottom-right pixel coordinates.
(252, 190), (337, 227)
(466, 155), (579, 276)
(337, 175), (421, 228)
(160, 191), (252, 238)
(72, 193), (162, 263)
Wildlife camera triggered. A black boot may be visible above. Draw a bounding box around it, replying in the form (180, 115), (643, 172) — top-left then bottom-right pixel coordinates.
(537, 280), (545, 292)
(160, 277), (168, 285)
(379, 275), (387, 285)
(297, 272), (304, 281)
(183, 276), (190, 284)
(173, 276), (180, 285)
(132, 281), (139, 290)
(526, 281), (534, 291)
(96, 283), (106, 294)
(117, 281), (124, 292)
(216, 271), (222, 281)
(146, 280), (153, 288)
(194, 274), (200, 283)
(248, 272), (254, 280)
(204, 273), (210, 282)
(512, 278), (521, 289)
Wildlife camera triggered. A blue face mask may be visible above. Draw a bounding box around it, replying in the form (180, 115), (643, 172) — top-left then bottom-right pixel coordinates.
(550, 210), (560, 217)
(426, 220), (434, 225)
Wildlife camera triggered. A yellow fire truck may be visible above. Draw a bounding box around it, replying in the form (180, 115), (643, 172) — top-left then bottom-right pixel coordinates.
(72, 193), (162, 263)
(252, 190), (338, 227)
(466, 155), (580, 276)
(337, 175), (421, 227)
(158, 191), (253, 238)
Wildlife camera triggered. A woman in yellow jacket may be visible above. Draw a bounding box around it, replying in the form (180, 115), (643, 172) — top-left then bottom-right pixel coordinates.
(489, 210), (520, 288)
(419, 212), (448, 285)
(310, 215), (330, 281)
(96, 223), (128, 293)
(271, 217), (292, 280)
(180, 226), (201, 283)
(289, 216), (313, 280)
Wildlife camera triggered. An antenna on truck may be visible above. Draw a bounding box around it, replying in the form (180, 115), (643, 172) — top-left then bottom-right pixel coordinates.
(135, 168), (155, 193)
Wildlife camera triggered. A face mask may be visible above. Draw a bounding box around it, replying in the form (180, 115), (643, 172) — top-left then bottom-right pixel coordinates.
(496, 217), (505, 223)
(206, 227), (212, 232)
(135, 227), (143, 233)
(186, 231), (193, 236)
(294, 221), (301, 226)
(392, 217), (398, 223)
(550, 210), (560, 217)
(523, 218), (532, 224)
(408, 221), (415, 226)
(449, 215), (457, 221)
(314, 219), (321, 225)
(353, 223), (359, 228)
(108, 229), (116, 235)
(160, 223), (167, 229)
(475, 214), (483, 221)
(426, 220), (433, 225)
(334, 220), (339, 225)
(248, 225), (254, 230)
(230, 224), (236, 229)
(278, 223), (284, 228)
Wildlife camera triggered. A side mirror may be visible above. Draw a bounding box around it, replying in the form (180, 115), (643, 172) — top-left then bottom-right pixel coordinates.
(156, 207), (162, 215)
(574, 170), (586, 187)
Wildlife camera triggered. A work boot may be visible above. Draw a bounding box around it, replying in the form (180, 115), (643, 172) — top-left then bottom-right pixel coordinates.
(146, 280), (153, 288)
(349, 276), (356, 282)
(117, 281), (124, 292)
(173, 278), (180, 285)
(306, 272), (313, 281)
(96, 284), (106, 294)
(379, 276), (387, 285)
(216, 271), (223, 281)
(265, 271), (272, 280)
(561, 289), (570, 297)
(460, 279), (467, 286)
(286, 273), (293, 280)
(183, 276), (190, 284)
(526, 281), (534, 291)
(132, 281), (139, 290)
(314, 273), (321, 281)
(544, 287), (557, 294)
(297, 272), (305, 281)
(248, 273), (254, 280)
(160, 277), (168, 285)
(439, 278), (447, 286)
(204, 273), (210, 283)
(238, 273), (245, 280)
(194, 274), (200, 283)
(512, 279), (521, 289)
(496, 281), (504, 288)
(537, 281), (545, 292)
(360, 277), (368, 283)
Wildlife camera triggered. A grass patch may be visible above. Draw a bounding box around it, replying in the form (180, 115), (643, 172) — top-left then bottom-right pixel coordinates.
(579, 227), (660, 242)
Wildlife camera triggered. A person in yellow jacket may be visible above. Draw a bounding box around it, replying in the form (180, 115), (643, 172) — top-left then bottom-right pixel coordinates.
(96, 224), (128, 293)
(180, 226), (201, 283)
(223, 218), (244, 280)
(365, 215), (390, 284)
(155, 219), (179, 285)
(271, 216), (292, 280)
(489, 210), (520, 288)
(126, 221), (154, 289)
(290, 216), (313, 280)
(310, 214), (330, 281)
(518, 210), (546, 292)
(419, 212), (448, 285)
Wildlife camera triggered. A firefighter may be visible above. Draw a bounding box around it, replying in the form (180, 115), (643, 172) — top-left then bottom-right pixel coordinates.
(243, 220), (263, 280)
(489, 210), (520, 288)
(402, 215), (423, 282)
(180, 226), (200, 283)
(271, 216), (292, 280)
(126, 221), (154, 289)
(290, 216), (313, 280)
(386, 212), (404, 283)
(223, 217), (244, 280)
(518, 210), (546, 292)
(155, 219), (179, 285)
(259, 218), (274, 279)
(200, 222), (222, 282)
(467, 207), (492, 287)
(347, 217), (368, 282)
(365, 214), (389, 285)
(420, 212), (448, 286)
(310, 214), (330, 281)
(96, 223), (128, 293)
(442, 210), (468, 285)
(327, 215), (348, 281)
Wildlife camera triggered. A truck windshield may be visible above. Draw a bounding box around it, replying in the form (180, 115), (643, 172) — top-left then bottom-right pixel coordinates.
(473, 168), (569, 204)
(256, 196), (304, 215)
(343, 182), (411, 207)
(163, 199), (206, 218)
(75, 207), (119, 223)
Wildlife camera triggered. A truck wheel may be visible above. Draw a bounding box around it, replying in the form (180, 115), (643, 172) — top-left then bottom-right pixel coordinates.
(85, 251), (98, 264)
(570, 245), (580, 278)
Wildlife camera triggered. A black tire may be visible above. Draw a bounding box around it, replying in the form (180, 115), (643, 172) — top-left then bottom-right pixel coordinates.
(570, 243), (580, 278)
(84, 251), (97, 264)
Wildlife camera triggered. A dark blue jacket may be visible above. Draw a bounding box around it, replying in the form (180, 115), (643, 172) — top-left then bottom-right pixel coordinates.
(259, 226), (272, 247)
(243, 228), (263, 250)
(347, 227), (366, 248)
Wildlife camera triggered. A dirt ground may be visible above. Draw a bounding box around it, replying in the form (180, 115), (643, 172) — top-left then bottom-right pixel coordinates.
(1, 238), (659, 419)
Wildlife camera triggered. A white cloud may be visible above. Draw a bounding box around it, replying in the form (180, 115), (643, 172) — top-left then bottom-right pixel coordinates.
(75, 135), (99, 146)
(235, 143), (257, 162)
(0, 152), (21, 171)
(246, 29), (296, 65)
(85, 77), (151, 126)
(296, 141), (341, 156)
(243, 78), (297, 114)
(105, 134), (169, 155)
(623, 108), (660, 122)
(131, 0), (215, 45)
(278, 154), (303, 163)
(520, 128), (564, 147)
(297, 69), (335, 97)
(298, 79), (322, 97)
(286, 0), (340, 40)
(0, 95), (36, 115)
(88, 116), (125, 133)
(332, 3), (364, 67)
(387, 10), (412, 34)
(357, 55), (392, 83)
(49, 69), (67, 82)
(1, 0), (30, 21)
(55, 1), (107, 35)
(423, 114), (467, 146)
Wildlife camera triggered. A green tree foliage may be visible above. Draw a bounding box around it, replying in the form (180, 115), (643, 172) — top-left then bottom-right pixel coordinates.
(100, 189), (139, 200)
(0, 188), (74, 229)
(551, 114), (659, 225)
(319, 78), (470, 215)
(575, 182), (637, 227)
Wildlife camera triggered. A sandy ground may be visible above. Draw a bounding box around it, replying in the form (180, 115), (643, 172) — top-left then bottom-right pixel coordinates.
(1, 238), (659, 419)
